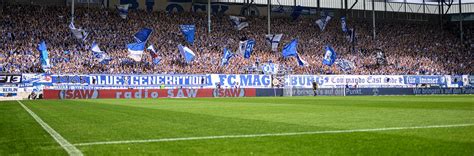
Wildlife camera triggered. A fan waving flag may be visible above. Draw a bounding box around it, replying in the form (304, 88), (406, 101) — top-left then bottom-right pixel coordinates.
(229, 16), (249, 31)
(178, 44), (195, 63)
(69, 21), (88, 41)
(147, 45), (161, 65)
(128, 28), (152, 62)
(117, 4), (130, 19)
(322, 45), (337, 66)
(281, 39), (308, 67)
(238, 39), (255, 59)
(180, 25), (195, 45)
(134, 28), (153, 43)
(91, 42), (111, 64)
(221, 48), (234, 66)
(282, 39), (298, 58)
(127, 42), (145, 62)
(315, 16), (332, 31)
(265, 34), (283, 52)
(37, 40), (51, 71)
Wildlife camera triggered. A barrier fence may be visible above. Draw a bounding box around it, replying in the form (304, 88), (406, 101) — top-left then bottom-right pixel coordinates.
(42, 87), (474, 99)
(0, 73), (472, 99)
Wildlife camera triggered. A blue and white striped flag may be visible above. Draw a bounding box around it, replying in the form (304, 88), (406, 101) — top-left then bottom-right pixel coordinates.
(147, 45), (161, 65)
(91, 42), (111, 64)
(178, 44), (195, 63)
(127, 42), (145, 62)
(315, 16), (332, 31)
(127, 28), (152, 62)
(238, 39), (255, 59)
(221, 48), (234, 66)
(265, 34), (283, 52)
(117, 4), (130, 19)
(229, 16), (249, 31)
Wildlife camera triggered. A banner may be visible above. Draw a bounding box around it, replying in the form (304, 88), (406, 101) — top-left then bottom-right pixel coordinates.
(403, 75), (446, 85)
(43, 88), (256, 99)
(287, 75), (406, 88)
(0, 74), (22, 84)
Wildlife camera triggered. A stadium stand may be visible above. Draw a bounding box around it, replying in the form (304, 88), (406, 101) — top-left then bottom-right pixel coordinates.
(0, 4), (472, 75)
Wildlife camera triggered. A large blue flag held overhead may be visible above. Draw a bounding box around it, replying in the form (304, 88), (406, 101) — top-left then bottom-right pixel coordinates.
(282, 39), (298, 58)
(315, 16), (332, 31)
(91, 42), (111, 64)
(117, 4), (130, 19)
(37, 41), (51, 71)
(128, 28), (152, 62)
(323, 45), (337, 66)
(281, 39), (308, 66)
(127, 42), (146, 62)
(134, 28), (153, 43)
(178, 44), (195, 64)
(238, 39), (255, 59)
(221, 48), (234, 66)
(180, 25), (195, 45)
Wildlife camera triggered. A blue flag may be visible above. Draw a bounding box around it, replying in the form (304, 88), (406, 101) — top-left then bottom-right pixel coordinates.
(178, 44), (195, 63)
(238, 39), (255, 59)
(282, 39), (298, 58)
(117, 4), (130, 19)
(134, 28), (153, 43)
(37, 41), (51, 71)
(91, 42), (111, 64)
(221, 48), (234, 66)
(180, 25), (195, 45)
(127, 42), (146, 62)
(127, 28), (152, 62)
(291, 5), (303, 21)
(341, 16), (348, 33)
(323, 45), (337, 66)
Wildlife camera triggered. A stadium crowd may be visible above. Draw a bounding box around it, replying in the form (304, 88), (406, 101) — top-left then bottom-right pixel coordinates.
(0, 4), (472, 75)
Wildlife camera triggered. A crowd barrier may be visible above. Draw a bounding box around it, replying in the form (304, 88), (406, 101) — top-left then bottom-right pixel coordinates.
(43, 87), (474, 99)
(44, 88), (257, 99)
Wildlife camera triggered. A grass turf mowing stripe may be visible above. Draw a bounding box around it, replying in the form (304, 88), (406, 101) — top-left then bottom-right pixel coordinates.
(17, 100), (83, 156)
(73, 123), (474, 147)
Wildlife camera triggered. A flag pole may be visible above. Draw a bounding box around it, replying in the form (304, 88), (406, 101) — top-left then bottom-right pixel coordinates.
(208, 0), (211, 33)
(71, 0), (75, 23)
(267, 0), (271, 34)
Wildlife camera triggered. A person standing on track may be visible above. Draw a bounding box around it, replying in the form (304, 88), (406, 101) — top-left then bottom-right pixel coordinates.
(312, 80), (318, 96)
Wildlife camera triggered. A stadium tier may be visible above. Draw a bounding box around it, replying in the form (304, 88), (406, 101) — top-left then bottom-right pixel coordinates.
(0, 4), (472, 75)
(1, 1), (474, 155)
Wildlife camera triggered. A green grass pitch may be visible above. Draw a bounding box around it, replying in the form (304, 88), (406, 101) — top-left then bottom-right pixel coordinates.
(1, 96), (473, 155)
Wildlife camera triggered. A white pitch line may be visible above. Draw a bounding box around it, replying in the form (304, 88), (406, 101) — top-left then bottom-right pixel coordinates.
(74, 123), (474, 147)
(17, 100), (83, 156)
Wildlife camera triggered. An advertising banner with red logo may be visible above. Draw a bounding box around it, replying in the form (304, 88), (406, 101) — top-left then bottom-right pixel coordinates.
(44, 88), (256, 99)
